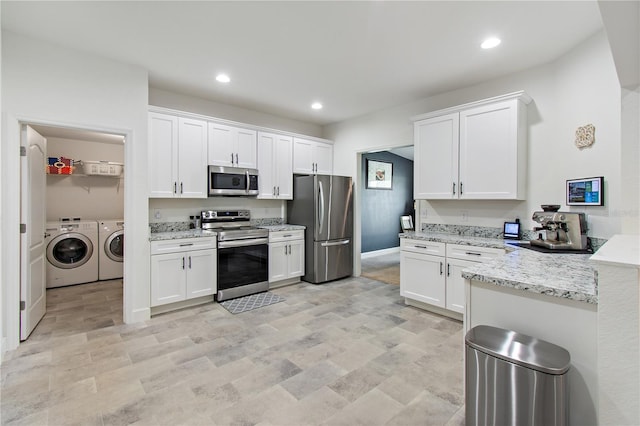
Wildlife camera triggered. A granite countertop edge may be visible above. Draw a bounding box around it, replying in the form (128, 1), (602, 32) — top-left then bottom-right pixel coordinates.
(401, 231), (598, 305)
(149, 224), (306, 241)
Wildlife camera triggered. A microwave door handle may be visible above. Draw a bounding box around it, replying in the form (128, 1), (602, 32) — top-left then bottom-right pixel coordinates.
(245, 170), (250, 193)
(318, 180), (325, 234)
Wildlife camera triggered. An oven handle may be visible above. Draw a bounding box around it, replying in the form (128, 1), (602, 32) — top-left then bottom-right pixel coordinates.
(218, 238), (269, 249)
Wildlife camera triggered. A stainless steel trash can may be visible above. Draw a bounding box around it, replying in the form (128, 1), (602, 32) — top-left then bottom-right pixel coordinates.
(465, 325), (571, 426)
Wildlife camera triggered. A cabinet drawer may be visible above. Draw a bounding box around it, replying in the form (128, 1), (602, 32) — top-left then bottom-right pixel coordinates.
(269, 230), (304, 242)
(150, 237), (216, 255)
(400, 238), (446, 256)
(446, 244), (503, 262)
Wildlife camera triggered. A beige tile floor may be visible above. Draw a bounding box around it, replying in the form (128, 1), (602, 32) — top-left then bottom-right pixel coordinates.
(1, 271), (465, 426)
(360, 252), (400, 286)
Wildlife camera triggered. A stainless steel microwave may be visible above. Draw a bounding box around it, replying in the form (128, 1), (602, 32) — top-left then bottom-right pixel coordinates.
(208, 165), (259, 196)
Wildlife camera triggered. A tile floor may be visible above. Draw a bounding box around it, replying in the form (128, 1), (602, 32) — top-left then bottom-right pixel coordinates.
(1, 269), (465, 425)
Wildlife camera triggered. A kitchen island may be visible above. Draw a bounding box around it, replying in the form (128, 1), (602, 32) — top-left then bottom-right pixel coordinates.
(462, 244), (598, 426)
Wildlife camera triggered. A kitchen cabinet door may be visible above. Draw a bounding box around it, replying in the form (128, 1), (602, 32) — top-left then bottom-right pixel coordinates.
(177, 117), (208, 198)
(293, 137), (333, 175)
(459, 99), (524, 199)
(414, 113), (459, 199)
(269, 241), (289, 282)
(400, 250), (445, 308)
(185, 248), (216, 299)
(148, 113), (178, 198)
(287, 239), (304, 278)
(208, 123), (257, 169)
(257, 132), (293, 199)
(445, 257), (476, 314)
(151, 252), (187, 306)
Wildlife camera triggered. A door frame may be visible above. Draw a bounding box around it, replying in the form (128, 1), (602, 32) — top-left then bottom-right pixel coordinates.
(4, 115), (133, 352)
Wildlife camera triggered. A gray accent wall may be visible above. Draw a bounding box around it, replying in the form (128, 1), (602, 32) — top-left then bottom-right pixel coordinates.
(361, 152), (414, 253)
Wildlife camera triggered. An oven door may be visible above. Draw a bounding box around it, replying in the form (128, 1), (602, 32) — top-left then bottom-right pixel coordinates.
(217, 237), (269, 301)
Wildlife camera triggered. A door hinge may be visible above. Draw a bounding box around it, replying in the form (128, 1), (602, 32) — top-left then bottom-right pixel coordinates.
(20, 301), (26, 311)
(20, 223), (27, 234)
(20, 146), (27, 156)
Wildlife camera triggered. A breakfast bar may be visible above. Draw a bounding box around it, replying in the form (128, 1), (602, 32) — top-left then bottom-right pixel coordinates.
(463, 246), (598, 426)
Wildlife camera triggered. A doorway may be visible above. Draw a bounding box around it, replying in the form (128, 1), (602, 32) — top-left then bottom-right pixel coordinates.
(358, 145), (414, 286)
(21, 124), (126, 340)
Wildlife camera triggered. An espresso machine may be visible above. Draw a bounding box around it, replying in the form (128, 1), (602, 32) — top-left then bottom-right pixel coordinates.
(530, 211), (589, 250)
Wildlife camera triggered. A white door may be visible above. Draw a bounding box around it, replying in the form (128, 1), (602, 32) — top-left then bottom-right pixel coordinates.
(235, 127), (257, 169)
(20, 125), (47, 340)
(446, 258), (476, 314)
(314, 142), (333, 175)
(177, 117), (207, 198)
(186, 249), (216, 298)
(257, 132), (276, 198)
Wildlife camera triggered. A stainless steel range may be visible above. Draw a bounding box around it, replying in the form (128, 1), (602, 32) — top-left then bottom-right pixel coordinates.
(201, 210), (269, 302)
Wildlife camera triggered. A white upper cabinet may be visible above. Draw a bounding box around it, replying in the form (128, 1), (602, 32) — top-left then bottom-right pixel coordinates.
(293, 137), (333, 175)
(148, 112), (207, 198)
(208, 122), (257, 169)
(257, 131), (293, 199)
(413, 91), (531, 200)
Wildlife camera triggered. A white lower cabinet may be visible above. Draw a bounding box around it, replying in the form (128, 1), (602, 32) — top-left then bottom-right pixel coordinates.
(269, 230), (304, 284)
(150, 237), (217, 307)
(400, 238), (503, 316)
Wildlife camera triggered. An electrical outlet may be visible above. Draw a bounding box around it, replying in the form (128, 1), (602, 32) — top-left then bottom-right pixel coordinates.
(461, 210), (469, 222)
(154, 209), (161, 219)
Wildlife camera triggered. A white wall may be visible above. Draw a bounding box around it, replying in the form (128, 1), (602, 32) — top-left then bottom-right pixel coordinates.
(1, 31), (149, 353)
(324, 31), (622, 258)
(46, 138), (124, 221)
(149, 87), (323, 138)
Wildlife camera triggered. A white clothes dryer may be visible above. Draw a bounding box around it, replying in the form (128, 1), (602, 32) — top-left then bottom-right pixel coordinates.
(98, 219), (124, 280)
(45, 220), (99, 288)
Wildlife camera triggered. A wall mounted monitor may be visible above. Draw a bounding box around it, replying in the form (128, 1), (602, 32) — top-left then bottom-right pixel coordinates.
(566, 176), (604, 206)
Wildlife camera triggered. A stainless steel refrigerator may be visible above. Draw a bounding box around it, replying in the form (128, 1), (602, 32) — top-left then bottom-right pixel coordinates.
(288, 174), (353, 284)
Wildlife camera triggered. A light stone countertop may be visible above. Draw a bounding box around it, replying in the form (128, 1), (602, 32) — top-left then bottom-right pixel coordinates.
(149, 229), (216, 241)
(258, 224), (306, 232)
(149, 224), (306, 241)
(400, 231), (597, 304)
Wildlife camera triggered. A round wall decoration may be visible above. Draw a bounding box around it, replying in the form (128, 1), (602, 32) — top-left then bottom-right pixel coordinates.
(575, 124), (595, 149)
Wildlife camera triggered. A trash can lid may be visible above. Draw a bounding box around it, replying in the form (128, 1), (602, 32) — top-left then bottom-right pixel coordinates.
(465, 325), (571, 375)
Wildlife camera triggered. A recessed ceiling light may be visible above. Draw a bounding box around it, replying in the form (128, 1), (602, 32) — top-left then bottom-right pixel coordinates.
(216, 73), (231, 83)
(481, 37), (501, 49)
(311, 102), (323, 110)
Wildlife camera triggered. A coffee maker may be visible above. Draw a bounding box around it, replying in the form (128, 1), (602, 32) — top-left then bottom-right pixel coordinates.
(530, 211), (589, 250)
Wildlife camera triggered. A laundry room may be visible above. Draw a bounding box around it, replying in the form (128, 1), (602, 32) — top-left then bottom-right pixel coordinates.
(38, 125), (125, 292)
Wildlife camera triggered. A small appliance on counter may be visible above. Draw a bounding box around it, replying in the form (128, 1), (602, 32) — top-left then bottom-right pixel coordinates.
(529, 210), (589, 252)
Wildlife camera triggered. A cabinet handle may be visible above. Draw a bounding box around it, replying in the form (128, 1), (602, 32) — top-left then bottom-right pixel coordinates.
(182, 257), (185, 269)
(273, 186), (276, 196)
(179, 243), (194, 247)
(440, 261), (443, 275)
(174, 182), (177, 194)
(230, 153), (234, 165)
(452, 182), (456, 195)
(276, 186), (279, 196)
(460, 182), (463, 195)
(235, 153), (239, 165)
(189, 256), (192, 269)
(447, 263), (450, 277)
(180, 182), (183, 194)
(414, 244), (427, 249)
(283, 234), (292, 237)
(465, 251), (482, 256)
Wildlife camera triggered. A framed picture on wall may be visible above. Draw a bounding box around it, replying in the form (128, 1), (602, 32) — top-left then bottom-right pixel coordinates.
(366, 159), (393, 189)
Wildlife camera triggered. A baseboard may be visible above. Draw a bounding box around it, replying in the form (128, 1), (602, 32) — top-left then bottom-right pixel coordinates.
(269, 277), (301, 289)
(404, 298), (463, 322)
(361, 246), (400, 259)
(0, 337), (6, 362)
(150, 296), (214, 316)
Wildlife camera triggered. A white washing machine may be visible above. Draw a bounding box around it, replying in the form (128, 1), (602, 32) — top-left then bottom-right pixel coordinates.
(45, 220), (99, 288)
(98, 219), (124, 280)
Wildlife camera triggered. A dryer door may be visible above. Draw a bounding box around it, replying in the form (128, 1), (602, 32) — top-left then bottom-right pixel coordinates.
(105, 230), (124, 262)
(47, 233), (94, 269)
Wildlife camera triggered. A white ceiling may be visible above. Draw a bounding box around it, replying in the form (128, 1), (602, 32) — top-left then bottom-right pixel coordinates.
(1, 1), (604, 126)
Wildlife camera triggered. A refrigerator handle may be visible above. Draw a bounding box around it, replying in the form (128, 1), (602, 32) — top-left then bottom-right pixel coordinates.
(318, 180), (325, 234)
(320, 239), (350, 247)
